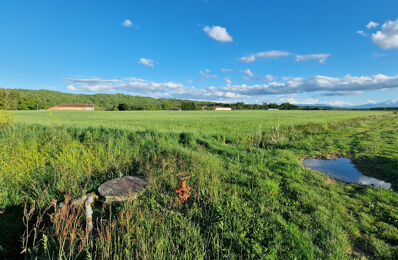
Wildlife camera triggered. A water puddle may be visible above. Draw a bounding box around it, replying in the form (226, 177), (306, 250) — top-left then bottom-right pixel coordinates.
(303, 158), (391, 189)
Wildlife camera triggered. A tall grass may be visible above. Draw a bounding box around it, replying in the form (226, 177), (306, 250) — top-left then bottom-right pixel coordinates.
(0, 112), (397, 259)
(14, 110), (390, 136)
(0, 110), (14, 128)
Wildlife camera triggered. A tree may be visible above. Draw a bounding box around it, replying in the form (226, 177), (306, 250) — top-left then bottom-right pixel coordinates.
(234, 102), (245, 110)
(279, 103), (299, 110)
(268, 103), (279, 109)
(107, 104), (119, 111)
(181, 101), (197, 110)
(117, 103), (130, 111)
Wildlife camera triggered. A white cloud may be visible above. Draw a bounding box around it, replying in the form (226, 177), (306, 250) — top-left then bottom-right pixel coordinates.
(265, 74), (276, 81)
(261, 96), (356, 107)
(240, 51), (330, 64)
(320, 91), (363, 97)
(357, 30), (368, 37)
(327, 100), (356, 107)
(138, 58), (154, 67)
(240, 69), (253, 77)
(295, 54), (330, 64)
(66, 77), (187, 96)
(218, 74), (398, 97)
(203, 25), (233, 43)
(372, 18), (398, 49)
(224, 77), (232, 87)
(199, 69), (217, 79)
(67, 74), (398, 103)
(221, 68), (234, 72)
(122, 19), (133, 27)
(274, 97), (322, 105)
(67, 85), (77, 91)
(366, 21), (379, 29)
(240, 51), (290, 63)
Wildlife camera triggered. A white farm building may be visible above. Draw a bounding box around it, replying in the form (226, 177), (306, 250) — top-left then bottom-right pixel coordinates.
(215, 107), (232, 111)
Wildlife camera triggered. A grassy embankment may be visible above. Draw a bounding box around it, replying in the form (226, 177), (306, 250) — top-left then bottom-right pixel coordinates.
(0, 110), (397, 259)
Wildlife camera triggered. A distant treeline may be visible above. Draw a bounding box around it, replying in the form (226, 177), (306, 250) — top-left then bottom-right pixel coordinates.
(0, 88), (192, 111)
(0, 88), (329, 111)
(369, 107), (398, 111)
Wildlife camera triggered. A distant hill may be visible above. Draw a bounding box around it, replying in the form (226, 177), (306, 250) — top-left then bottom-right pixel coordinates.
(0, 88), (303, 111)
(350, 100), (398, 109)
(295, 105), (334, 110)
(0, 88), (216, 111)
(297, 101), (398, 110)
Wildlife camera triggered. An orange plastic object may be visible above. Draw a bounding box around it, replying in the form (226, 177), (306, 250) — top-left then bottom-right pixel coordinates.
(176, 181), (191, 203)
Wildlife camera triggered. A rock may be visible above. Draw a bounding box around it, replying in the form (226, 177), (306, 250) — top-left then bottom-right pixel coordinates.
(98, 176), (148, 203)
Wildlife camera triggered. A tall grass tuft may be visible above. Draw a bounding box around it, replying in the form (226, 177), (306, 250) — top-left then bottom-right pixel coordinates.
(0, 110), (14, 128)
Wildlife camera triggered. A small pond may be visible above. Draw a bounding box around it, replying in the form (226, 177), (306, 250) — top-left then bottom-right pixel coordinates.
(303, 158), (391, 189)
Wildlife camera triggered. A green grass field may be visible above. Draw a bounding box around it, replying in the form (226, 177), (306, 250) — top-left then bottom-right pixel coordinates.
(14, 110), (390, 136)
(1, 110), (397, 259)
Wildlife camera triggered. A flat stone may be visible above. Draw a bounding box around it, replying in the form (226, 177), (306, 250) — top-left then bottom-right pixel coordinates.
(98, 176), (148, 203)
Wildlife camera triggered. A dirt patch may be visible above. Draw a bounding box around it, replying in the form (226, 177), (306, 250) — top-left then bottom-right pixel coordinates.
(349, 246), (371, 259)
(299, 153), (344, 163)
(325, 176), (336, 184)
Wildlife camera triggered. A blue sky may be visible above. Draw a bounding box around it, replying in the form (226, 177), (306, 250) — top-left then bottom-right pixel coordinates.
(1, 0), (398, 106)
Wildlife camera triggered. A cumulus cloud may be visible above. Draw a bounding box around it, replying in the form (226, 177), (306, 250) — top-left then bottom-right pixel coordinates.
(199, 69), (217, 79)
(261, 95), (357, 107)
(138, 58), (154, 67)
(366, 21), (379, 29)
(67, 85), (77, 91)
(273, 97), (322, 106)
(240, 69), (253, 77)
(240, 51), (290, 63)
(296, 54), (330, 64)
(66, 77), (187, 96)
(218, 74), (398, 97)
(372, 18), (398, 49)
(203, 25), (233, 43)
(285, 98), (322, 105)
(122, 19), (133, 27)
(67, 74), (398, 102)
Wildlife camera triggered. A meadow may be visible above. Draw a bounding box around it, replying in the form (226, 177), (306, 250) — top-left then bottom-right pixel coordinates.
(0, 110), (397, 259)
(14, 110), (390, 136)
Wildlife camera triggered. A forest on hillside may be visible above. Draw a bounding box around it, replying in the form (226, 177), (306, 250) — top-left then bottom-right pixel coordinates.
(0, 88), (307, 111)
